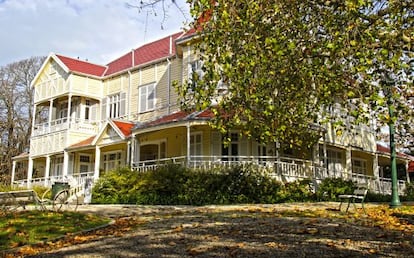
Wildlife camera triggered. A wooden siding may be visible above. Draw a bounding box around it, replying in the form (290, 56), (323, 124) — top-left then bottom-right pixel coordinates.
(324, 123), (376, 152)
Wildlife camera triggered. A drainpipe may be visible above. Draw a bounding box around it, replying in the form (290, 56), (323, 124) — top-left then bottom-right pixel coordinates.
(187, 123), (191, 167)
(128, 70), (132, 120)
(167, 58), (171, 114)
(127, 140), (131, 168)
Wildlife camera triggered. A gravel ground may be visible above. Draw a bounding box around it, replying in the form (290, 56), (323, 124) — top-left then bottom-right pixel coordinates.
(18, 203), (414, 258)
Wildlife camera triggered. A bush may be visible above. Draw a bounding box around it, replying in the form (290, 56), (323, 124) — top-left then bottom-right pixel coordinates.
(135, 164), (189, 205)
(93, 164), (285, 205)
(280, 179), (315, 202)
(92, 167), (140, 204)
(316, 177), (355, 201)
(403, 182), (414, 201)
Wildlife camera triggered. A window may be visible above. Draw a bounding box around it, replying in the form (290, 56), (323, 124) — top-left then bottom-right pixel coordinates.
(85, 100), (91, 120)
(222, 133), (239, 161)
(102, 92), (125, 120)
(352, 158), (367, 174)
(79, 155), (91, 174)
(58, 103), (68, 122)
(188, 60), (204, 90)
(326, 149), (344, 174)
(103, 152), (122, 172)
(190, 133), (202, 158)
(139, 83), (155, 113)
(54, 156), (64, 176)
(108, 94), (120, 118)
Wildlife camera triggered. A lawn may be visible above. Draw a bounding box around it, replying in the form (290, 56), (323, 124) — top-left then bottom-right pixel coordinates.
(0, 210), (111, 251)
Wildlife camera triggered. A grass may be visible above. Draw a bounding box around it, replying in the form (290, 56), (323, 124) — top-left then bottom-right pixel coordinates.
(0, 210), (111, 250)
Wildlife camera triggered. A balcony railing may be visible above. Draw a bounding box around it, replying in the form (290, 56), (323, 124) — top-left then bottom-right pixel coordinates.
(32, 118), (98, 136)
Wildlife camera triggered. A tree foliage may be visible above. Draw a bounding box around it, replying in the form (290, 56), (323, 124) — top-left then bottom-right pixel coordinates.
(181, 0), (413, 148)
(0, 57), (45, 183)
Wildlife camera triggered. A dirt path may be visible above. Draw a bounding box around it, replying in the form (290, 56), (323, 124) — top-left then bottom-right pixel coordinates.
(20, 203), (414, 257)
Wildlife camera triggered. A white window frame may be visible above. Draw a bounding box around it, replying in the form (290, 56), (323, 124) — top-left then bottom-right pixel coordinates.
(188, 60), (204, 90)
(103, 151), (123, 172)
(79, 154), (92, 174)
(53, 156), (64, 176)
(190, 132), (203, 159)
(222, 132), (239, 161)
(326, 148), (344, 174)
(139, 83), (156, 113)
(352, 158), (367, 175)
(108, 93), (120, 118)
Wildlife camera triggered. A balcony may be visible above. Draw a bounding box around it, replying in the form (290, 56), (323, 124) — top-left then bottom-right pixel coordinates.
(32, 118), (99, 136)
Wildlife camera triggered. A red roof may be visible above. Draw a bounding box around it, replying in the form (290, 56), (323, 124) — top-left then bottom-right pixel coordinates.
(113, 120), (134, 137)
(69, 136), (95, 149)
(104, 32), (184, 76)
(377, 144), (414, 160)
(55, 54), (107, 77)
(409, 161), (414, 173)
(137, 110), (213, 129)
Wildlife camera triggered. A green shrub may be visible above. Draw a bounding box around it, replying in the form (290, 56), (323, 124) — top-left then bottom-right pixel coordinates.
(365, 191), (390, 202)
(32, 185), (51, 199)
(92, 167), (140, 204)
(92, 164), (285, 205)
(135, 164), (189, 205)
(403, 182), (414, 201)
(316, 177), (355, 201)
(280, 179), (315, 202)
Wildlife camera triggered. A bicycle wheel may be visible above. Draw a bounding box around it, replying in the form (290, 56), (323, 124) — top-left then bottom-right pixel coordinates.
(53, 190), (78, 212)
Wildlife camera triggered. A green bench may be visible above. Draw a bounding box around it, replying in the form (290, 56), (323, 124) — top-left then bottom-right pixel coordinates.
(338, 184), (368, 213)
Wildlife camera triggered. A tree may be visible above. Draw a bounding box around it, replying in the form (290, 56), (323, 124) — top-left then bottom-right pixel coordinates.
(0, 57), (45, 184)
(126, 0), (190, 29)
(178, 0), (412, 149)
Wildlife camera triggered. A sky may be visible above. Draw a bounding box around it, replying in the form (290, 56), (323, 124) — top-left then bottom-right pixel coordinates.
(0, 0), (190, 67)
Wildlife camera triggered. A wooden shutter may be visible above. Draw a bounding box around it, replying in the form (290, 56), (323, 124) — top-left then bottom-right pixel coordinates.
(101, 97), (107, 121)
(120, 92), (126, 117)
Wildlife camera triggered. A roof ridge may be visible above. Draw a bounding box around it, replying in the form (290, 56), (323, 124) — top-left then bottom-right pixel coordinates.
(55, 54), (107, 68)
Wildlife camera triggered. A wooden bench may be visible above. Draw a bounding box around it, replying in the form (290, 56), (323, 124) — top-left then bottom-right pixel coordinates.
(338, 184), (368, 213)
(0, 190), (49, 212)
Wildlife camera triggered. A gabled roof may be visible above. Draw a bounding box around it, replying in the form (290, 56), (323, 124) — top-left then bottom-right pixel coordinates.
(112, 120), (134, 137)
(67, 120), (134, 150)
(55, 54), (107, 77)
(104, 32), (184, 76)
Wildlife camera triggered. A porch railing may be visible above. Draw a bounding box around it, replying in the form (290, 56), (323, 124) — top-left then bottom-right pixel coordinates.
(132, 155), (407, 194)
(13, 171), (95, 191)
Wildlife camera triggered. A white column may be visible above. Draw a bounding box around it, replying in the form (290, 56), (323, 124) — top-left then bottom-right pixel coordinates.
(48, 100), (54, 132)
(130, 137), (135, 167)
(27, 158), (33, 188)
(67, 95), (72, 127)
(63, 151), (69, 178)
(94, 146), (101, 181)
(186, 123), (191, 166)
(406, 161), (410, 183)
(345, 147), (352, 179)
(32, 104), (37, 132)
(373, 154), (379, 178)
(44, 155), (51, 187)
(126, 140), (131, 167)
(11, 160), (16, 185)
